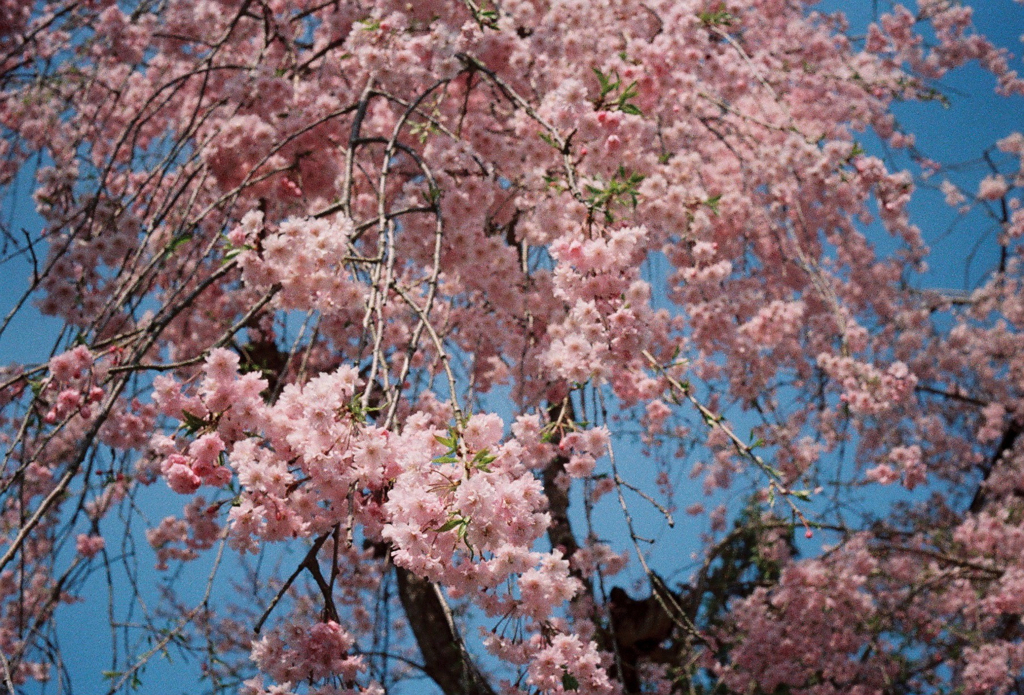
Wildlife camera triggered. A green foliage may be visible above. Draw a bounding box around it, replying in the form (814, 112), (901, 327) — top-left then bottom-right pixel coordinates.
(474, 3), (499, 28)
(698, 5), (735, 27)
(433, 428), (495, 472)
(165, 233), (192, 255)
(561, 670), (580, 691)
(345, 393), (381, 423)
(585, 166), (645, 222)
(102, 669), (144, 691)
(409, 119), (437, 143)
(181, 410), (209, 435)
(592, 67), (643, 116)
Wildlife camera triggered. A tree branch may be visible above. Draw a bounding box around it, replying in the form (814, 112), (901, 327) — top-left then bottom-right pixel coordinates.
(394, 567), (495, 695)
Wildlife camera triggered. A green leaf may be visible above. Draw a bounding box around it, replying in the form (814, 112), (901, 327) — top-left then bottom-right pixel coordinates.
(472, 448), (496, 471)
(435, 518), (463, 533)
(592, 67), (620, 97)
(562, 671), (580, 691)
(698, 9), (734, 26)
(181, 410), (208, 434)
(167, 234), (192, 253)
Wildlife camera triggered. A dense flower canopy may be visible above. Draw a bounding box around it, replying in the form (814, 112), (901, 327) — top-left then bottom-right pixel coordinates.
(0, 0), (1023, 693)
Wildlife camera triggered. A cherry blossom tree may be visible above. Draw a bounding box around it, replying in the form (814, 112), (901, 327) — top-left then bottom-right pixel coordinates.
(0, 0), (1023, 693)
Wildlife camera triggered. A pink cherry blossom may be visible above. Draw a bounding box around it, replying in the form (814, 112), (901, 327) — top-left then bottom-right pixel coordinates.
(0, 1), (1023, 693)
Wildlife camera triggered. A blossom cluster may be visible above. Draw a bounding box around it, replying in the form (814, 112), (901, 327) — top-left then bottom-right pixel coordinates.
(2, 0), (1024, 692)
